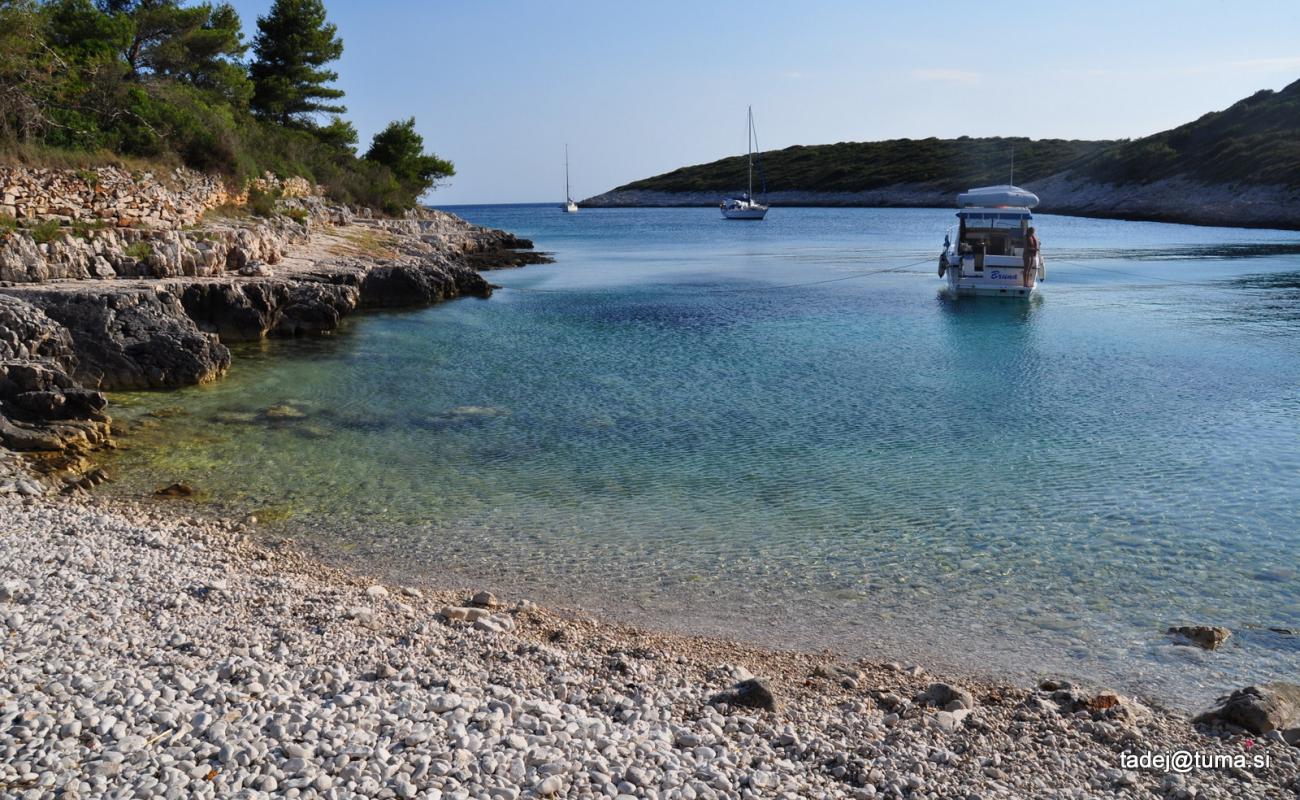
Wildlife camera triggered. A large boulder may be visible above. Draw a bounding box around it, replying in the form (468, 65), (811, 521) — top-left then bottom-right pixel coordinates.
(711, 678), (779, 712)
(360, 263), (459, 307)
(0, 360), (110, 453)
(275, 281), (359, 336)
(9, 287), (230, 389)
(1197, 682), (1300, 736)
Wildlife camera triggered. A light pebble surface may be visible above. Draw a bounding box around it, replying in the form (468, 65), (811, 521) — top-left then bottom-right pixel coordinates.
(1, 490), (1297, 799)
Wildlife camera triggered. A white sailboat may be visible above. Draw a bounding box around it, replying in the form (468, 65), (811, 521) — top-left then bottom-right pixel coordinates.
(562, 144), (578, 213)
(720, 106), (768, 220)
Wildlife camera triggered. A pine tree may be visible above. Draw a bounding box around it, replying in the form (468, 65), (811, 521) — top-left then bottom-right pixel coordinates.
(364, 118), (455, 207)
(248, 0), (344, 126)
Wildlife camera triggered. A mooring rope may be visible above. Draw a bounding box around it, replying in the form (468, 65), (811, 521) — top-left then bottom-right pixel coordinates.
(1049, 257), (1216, 287)
(498, 257), (936, 295)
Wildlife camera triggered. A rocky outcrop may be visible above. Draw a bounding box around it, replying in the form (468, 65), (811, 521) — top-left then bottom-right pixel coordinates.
(359, 261), (490, 307)
(0, 359), (110, 453)
(177, 280), (360, 340)
(0, 296), (110, 458)
(0, 295), (75, 365)
(14, 288), (231, 390)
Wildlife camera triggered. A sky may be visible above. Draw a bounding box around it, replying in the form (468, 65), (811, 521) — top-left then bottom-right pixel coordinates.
(225, 0), (1300, 204)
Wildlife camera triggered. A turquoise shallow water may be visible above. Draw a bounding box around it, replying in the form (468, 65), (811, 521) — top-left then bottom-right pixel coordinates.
(107, 205), (1300, 707)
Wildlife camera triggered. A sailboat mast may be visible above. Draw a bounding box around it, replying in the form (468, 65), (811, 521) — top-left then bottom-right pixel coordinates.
(747, 106), (753, 199)
(565, 144), (570, 201)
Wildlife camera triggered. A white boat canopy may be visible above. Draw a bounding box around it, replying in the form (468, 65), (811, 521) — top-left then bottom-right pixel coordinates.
(957, 184), (1039, 209)
(958, 208), (1033, 229)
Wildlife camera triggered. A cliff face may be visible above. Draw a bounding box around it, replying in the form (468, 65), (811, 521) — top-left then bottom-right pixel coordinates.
(0, 168), (547, 491)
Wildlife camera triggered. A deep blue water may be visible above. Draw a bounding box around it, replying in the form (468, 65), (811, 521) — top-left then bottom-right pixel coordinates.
(109, 204), (1300, 707)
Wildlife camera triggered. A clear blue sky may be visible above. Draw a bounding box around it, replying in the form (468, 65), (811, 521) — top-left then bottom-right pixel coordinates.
(226, 0), (1300, 204)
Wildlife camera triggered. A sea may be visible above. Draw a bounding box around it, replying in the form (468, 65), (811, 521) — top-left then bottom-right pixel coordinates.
(103, 204), (1300, 708)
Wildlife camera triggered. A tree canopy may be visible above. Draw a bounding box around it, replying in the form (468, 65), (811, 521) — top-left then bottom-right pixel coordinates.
(363, 118), (455, 211)
(248, 0), (344, 126)
(0, 0), (454, 212)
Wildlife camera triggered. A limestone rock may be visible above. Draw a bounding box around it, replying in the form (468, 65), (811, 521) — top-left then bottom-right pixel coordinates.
(1168, 624), (1232, 650)
(919, 682), (976, 711)
(1197, 682), (1300, 735)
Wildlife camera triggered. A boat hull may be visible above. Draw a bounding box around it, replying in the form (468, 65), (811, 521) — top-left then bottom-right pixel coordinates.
(721, 206), (768, 220)
(940, 254), (1041, 298)
(563, 201), (578, 213)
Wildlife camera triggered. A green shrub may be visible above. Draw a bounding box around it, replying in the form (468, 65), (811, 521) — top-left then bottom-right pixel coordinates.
(284, 207), (308, 223)
(30, 220), (64, 244)
(70, 219), (108, 239)
(0, 215), (17, 237)
(125, 241), (152, 260)
(246, 184), (281, 217)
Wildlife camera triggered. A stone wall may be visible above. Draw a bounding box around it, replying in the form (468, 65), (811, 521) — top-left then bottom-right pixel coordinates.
(0, 166), (231, 229)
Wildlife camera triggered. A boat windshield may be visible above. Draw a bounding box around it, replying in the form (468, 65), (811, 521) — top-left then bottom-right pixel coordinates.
(957, 210), (1031, 257)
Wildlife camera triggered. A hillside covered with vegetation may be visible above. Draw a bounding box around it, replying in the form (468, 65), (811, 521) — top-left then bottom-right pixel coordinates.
(1078, 77), (1300, 187)
(0, 0), (452, 213)
(617, 137), (1112, 195)
(611, 78), (1300, 196)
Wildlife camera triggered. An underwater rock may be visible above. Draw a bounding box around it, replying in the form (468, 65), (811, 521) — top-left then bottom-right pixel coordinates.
(262, 404), (306, 420)
(1168, 624), (1232, 650)
(154, 482), (196, 498)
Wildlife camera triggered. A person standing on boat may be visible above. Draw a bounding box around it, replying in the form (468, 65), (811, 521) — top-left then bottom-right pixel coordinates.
(1023, 226), (1040, 287)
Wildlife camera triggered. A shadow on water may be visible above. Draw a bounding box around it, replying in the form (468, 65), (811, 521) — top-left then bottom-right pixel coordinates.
(1226, 270), (1300, 291)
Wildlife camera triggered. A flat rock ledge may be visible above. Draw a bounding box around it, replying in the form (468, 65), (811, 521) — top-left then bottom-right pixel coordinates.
(0, 493), (1297, 798)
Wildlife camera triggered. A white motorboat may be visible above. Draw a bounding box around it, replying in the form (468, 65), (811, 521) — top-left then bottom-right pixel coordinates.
(562, 144), (578, 213)
(938, 184), (1046, 297)
(721, 107), (768, 220)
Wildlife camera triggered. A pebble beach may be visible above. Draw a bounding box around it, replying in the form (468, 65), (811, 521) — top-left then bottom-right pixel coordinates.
(2, 489), (1297, 799)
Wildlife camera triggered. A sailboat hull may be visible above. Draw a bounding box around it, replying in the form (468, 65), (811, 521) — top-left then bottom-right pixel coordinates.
(563, 201), (578, 213)
(721, 206), (767, 220)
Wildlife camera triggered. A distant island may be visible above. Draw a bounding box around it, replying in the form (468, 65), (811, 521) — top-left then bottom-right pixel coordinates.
(584, 78), (1300, 230)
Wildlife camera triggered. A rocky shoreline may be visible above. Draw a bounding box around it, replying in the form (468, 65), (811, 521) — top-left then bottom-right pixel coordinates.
(580, 177), (1300, 231)
(1, 491), (1297, 798)
(0, 179), (547, 488)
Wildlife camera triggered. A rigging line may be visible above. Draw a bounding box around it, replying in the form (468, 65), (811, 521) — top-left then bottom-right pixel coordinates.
(1052, 257), (1213, 287)
(498, 258), (936, 296)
